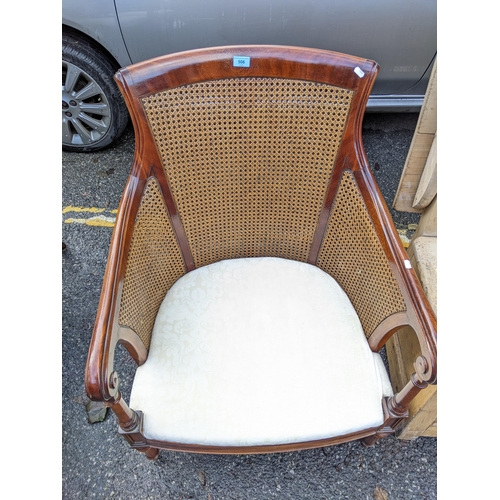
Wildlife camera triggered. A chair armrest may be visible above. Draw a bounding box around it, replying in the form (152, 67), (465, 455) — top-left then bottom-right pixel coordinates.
(361, 164), (437, 386)
(85, 152), (190, 403)
(85, 173), (146, 402)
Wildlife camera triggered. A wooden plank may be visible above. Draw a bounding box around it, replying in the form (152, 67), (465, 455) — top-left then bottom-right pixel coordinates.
(413, 133), (437, 209)
(410, 237), (437, 314)
(386, 329), (410, 393)
(393, 59), (437, 213)
(413, 196), (437, 239)
(416, 60), (437, 135)
(423, 422), (437, 437)
(397, 388), (437, 440)
(393, 133), (435, 212)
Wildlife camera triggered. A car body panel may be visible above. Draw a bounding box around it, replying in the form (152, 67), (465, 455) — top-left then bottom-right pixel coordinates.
(63, 0), (436, 118)
(63, 0), (132, 67)
(114, 0), (436, 97)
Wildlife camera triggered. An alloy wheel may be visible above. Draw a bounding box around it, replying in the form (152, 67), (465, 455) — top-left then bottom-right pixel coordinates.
(62, 61), (112, 147)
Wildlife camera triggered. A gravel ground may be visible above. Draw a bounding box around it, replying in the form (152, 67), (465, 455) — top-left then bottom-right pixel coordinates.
(62, 113), (437, 499)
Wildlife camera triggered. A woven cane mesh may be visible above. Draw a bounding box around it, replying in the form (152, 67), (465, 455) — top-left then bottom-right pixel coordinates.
(317, 171), (406, 337)
(142, 78), (353, 267)
(118, 178), (186, 350)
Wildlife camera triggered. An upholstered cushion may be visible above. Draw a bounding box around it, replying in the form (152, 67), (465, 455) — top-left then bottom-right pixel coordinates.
(129, 257), (393, 446)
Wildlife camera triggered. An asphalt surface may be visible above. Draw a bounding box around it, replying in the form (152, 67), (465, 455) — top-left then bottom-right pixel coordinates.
(62, 113), (435, 500)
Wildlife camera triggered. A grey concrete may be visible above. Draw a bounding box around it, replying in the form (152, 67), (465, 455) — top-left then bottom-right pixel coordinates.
(62, 113), (436, 499)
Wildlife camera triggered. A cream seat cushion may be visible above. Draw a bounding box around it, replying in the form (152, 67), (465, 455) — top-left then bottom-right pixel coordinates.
(130, 257), (393, 446)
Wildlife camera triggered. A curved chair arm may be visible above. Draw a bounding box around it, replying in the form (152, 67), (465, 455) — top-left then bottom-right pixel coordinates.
(84, 170), (147, 403)
(361, 160), (437, 386)
(85, 152), (189, 403)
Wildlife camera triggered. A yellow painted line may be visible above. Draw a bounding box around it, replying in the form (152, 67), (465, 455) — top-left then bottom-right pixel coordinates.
(65, 215), (116, 227)
(63, 206), (119, 227)
(62, 206), (119, 214)
(62, 206), (106, 214)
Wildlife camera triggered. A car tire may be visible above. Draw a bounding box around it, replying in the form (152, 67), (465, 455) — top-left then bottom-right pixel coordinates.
(62, 33), (129, 152)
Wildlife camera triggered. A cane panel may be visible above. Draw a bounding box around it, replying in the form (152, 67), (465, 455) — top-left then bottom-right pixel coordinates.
(118, 178), (186, 350)
(317, 171), (406, 337)
(142, 78), (353, 267)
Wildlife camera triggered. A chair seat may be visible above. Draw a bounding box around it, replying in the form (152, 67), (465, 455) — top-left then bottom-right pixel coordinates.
(129, 257), (393, 447)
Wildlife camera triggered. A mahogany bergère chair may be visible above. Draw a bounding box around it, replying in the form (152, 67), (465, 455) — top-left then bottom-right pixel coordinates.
(85, 46), (437, 460)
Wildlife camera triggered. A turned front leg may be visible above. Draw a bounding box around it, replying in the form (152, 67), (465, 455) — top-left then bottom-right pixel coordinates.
(362, 356), (430, 446)
(107, 392), (160, 460)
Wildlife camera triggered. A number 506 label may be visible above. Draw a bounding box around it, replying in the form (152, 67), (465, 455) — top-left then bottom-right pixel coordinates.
(233, 56), (251, 68)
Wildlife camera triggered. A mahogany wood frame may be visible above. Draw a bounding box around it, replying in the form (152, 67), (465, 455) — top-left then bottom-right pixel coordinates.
(84, 46), (437, 460)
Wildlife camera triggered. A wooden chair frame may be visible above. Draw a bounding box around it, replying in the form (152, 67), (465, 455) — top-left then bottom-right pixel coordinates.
(84, 46), (437, 460)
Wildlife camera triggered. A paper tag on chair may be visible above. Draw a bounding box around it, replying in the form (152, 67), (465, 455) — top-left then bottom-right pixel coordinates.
(354, 67), (365, 78)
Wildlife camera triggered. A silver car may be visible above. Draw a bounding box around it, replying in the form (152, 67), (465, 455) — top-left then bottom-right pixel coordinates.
(62, 0), (436, 152)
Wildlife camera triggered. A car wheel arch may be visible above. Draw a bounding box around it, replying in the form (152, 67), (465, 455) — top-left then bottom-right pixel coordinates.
(62, 25), (125, 72)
